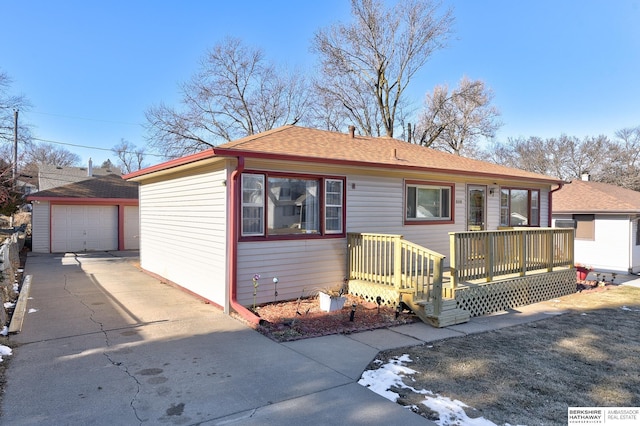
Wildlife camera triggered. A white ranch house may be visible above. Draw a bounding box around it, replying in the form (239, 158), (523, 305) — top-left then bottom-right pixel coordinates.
(126, 126), (575, 327)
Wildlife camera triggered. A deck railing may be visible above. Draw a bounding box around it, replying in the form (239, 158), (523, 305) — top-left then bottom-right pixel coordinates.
(347, 233), (446, 302)
(449, 227), (574, 285)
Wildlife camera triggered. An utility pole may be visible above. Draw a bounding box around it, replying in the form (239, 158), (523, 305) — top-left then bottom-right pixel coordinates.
(13, 109), (18, 183)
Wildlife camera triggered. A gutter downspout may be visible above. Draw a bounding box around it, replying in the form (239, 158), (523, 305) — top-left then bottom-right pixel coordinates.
(228, 156), (262, 325)
(548, 183), (564, 227)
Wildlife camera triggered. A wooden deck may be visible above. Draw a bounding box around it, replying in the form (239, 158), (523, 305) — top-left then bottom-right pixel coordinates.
(347, 229), (576, 327)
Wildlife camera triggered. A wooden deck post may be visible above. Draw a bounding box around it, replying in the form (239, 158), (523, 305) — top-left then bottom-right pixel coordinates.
(449, 232), (458, 287)
(393, 235), (402, 289)
(485, 232), (494, 282)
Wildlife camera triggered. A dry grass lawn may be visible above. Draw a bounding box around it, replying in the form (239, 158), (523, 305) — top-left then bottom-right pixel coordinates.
(371, 285), (640, 425)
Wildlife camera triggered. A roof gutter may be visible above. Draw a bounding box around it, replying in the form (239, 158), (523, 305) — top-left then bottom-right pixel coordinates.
(228, 156), (262, 325)
(548, 182), (565, 226)
(212, 148), (563, 186)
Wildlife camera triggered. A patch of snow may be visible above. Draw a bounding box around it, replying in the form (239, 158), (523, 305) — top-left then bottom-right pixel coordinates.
(4, 302), (15, 309)
(359, 353), (516, 426)
(621, 306), (640, 312)
(0, 326), (7, 336)
(28, 308), (38, 313)
(0, 344), (12, 362)
(422, 395), (498, 426)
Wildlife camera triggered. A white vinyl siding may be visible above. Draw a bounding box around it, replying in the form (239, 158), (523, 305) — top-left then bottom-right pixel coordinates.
(139, 167), (228, 306)
(123, 205), (140, 250)
(31, 201), (50, 253)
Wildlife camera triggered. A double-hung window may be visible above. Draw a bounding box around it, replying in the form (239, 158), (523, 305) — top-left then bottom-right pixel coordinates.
(405, 181), (453, 224)
(241, 174), (265, 236)
(325, 179), (344, 234)
(500, 188), (541, 227)
(240, 173), (344, 238)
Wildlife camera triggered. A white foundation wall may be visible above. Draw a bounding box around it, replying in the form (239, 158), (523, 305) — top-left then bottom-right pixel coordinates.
(139, 167), (228, 306)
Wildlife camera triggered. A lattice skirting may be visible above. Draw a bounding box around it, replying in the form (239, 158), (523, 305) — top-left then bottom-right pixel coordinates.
(455, 269), (576, 317)
(348, 280), (402, 306)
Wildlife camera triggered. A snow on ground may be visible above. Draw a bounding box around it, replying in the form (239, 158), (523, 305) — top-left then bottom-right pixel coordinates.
(358, 354), (505, 426)
(0, 344), (11, 362)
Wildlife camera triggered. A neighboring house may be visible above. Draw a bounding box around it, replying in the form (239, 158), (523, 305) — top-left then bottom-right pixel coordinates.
(125, 125), (566, 319)
(552, 175), (640, 274)
(37, 159), (121, 192)
(27, 174), (139, 253)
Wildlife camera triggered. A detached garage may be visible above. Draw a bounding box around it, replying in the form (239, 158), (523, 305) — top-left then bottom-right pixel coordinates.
(28, 174), (139, 253)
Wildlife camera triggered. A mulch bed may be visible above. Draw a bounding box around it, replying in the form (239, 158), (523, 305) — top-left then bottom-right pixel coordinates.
(244, 294), (418, 342)
(235, 276), (619, 342)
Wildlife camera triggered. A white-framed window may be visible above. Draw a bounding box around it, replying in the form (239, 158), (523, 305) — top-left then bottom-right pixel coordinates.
(241, 174), (264, 236)
(499, 188), (541, 227)
(405, 182), (453, 223)
(240, 172), (344, 239)
(325, 179), (343, 234)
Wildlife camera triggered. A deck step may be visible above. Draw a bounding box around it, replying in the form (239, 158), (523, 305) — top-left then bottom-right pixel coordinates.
(401, 293), (469, 328)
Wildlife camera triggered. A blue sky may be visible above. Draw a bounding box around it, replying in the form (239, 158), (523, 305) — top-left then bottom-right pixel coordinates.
(2, 1), (639, 167)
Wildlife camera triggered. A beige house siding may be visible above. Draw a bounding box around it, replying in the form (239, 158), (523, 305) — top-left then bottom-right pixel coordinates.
(236, 238), (346, 306)
(139, 165), (229, 306)
(31, 201), (50, 253)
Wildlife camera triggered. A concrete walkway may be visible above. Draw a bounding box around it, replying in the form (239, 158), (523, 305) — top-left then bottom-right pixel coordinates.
(3, 252), (638, 425)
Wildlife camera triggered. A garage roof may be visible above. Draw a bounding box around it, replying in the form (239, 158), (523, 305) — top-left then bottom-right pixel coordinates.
(28, 174), (138, 201)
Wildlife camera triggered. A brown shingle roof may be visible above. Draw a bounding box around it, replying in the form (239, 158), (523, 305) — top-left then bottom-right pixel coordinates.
(28, 174), (138, 200)
(127, 125), (563, 183)
(38, 164), (122, 191)
(553, 179), (640, 213)
(214, 126), (561, 183)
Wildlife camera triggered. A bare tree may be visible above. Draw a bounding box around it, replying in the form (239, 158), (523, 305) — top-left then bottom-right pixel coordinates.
(601, 126), (640, 190)
(312, 0), (453, 138)
(0, 159), (21, 216)
(415, 76), (501, 155)
(145, 37), (309, 158)
(488, 134), (611, 181)
(0, 70), (32, 167)
(112, 139), (145, 174)
(24, 142), (80, 167)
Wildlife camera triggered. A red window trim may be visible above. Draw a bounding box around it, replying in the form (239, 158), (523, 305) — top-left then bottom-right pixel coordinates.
(239, 170), (346, 241)
(404, 179), (455, 226)
(500, 187), (541, 227)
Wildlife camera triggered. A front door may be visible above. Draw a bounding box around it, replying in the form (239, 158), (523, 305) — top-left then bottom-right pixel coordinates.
(467, 185), (486, 231)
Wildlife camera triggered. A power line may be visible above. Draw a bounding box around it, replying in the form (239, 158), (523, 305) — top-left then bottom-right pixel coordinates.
(31, 137), (166, 158)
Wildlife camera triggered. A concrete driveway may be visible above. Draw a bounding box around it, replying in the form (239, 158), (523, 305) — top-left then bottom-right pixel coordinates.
(1, 251), (432, 425)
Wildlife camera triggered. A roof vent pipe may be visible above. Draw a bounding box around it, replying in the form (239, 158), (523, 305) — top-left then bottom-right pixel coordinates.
(348, 125), (355, 138)
(88, 158), (93, 177)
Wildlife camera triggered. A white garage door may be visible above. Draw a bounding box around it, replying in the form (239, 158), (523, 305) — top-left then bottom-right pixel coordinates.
(51, 205), (118, 252)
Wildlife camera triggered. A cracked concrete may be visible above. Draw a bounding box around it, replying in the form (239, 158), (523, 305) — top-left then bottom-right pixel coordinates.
(1, 252), (431, 425)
